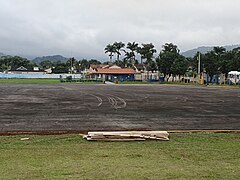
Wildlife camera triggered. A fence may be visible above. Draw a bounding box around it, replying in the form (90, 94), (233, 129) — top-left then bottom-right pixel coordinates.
(0, 73), (83, 79)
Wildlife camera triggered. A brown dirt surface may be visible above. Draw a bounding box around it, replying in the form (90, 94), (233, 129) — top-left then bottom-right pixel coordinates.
(0, 84), (239, 134)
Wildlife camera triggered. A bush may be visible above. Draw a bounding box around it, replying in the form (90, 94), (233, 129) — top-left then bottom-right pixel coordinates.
(66, 76), (72, 82)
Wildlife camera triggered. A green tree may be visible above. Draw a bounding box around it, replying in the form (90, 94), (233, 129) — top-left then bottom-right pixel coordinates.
(213, 46), (226, 55)
(0, 56), (11, 71)
(157, 51), (176, 78)
(88, 59), (101, 65)
(201, 52), (219, 83)
(39, 60), (54, 69)
(147, 60), (157, 72)
(114, 60), (125, 67)
(10, 56), (33, 67)
(126, 42), (138, 65)
(66, 57), (77, 74)
(78, 59), (89, 71)
(137, 43), (157, 71)
(113, 42), (125, 61)
(141, 43), (157, 63)
(201, 46), (226, 83)
(104, 44), (116, 63)
(219, 51), (234, 77)
(136, 46), (145, 64)
(170, 55), (188, 80)
(52, 62), (68, 73)
(162, 43), (180, 53)
(157, 43), (188, 80)
(0, 56), (34, 71)
(228, 50), (240, 71)
(123, 51), (135, 67)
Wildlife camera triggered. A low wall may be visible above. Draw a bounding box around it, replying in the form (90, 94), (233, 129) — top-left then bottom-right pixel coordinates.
(0, 73), (83, 79)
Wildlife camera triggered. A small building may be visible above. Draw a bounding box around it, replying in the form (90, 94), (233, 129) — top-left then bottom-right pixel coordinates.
(8, 66), (46, 75)
(90, 64), (136, 81)
(133, 64), (147, 73)
(89, 64), (110, 72)
(133, 64), (159, 81)
(228, 71), (240, 84)
(44, 68), (52, 74)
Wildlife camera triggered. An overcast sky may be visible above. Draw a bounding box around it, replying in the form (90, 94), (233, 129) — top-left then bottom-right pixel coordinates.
(0, 0), (240, 60)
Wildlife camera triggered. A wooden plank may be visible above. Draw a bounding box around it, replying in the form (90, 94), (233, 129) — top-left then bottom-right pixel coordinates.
(84, 131), (169, 141)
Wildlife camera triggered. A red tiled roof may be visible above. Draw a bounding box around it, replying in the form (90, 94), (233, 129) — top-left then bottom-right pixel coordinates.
(92, 68), (136, 75)
(90, 64), (108, 69)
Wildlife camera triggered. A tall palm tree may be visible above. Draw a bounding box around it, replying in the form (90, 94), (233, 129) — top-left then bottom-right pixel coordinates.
(104, 44), (116, 63)
(124, 51), (134, 67)
(113, 42), (125, 61)
(162, 43), (180, 54)
(213, 46), (226, 55)
(137, 46), (145, 64)
(137, 43), (156, 64)
(126, 42), (138, 66)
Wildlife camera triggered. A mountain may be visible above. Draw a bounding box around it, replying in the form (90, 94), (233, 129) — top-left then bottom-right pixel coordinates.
(32, 55), (68, 64)
(0, 52), (5, 57)
(182, 44), (240, 57)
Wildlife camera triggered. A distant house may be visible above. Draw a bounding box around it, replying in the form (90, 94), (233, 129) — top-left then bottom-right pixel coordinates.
(9, 66), (46, 75)
(89, 64), (109, 72)
(133, 64), (147, 73)
(132, 64), (159, 81)
(90, 64), (137, 81)
(44, 68), (52, 74)
(228, 71), (240, 84)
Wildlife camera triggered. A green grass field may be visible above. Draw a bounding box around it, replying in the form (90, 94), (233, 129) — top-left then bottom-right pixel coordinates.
(0, 78), (60, 84)
(0, 79), (239, 88)
(0, 133), (239, 179)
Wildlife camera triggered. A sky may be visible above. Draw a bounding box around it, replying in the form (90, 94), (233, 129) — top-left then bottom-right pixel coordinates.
(0, 0), (240, 60)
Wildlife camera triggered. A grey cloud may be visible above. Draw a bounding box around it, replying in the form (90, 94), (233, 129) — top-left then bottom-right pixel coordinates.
(0, 0), (240, 60)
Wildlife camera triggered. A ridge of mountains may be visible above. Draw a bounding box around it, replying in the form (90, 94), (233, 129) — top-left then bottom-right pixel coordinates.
(1, 44), (240, 63)
(31, 55), (68, 64)
(181, 44), (240, 57)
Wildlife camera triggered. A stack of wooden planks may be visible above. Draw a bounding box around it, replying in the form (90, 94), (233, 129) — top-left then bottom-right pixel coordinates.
(83, 131), (169, 141)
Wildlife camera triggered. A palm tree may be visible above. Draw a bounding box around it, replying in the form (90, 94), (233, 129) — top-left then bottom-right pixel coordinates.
(139, 43), (156, 64)
(113, 42), (125, 61)
(162, 43), (180, 54)
(138, 43), (157, 72)
(126, 42), (138, 66)
(213, 46), (226, 55)
(137, 46), (145, 64)
(104, 44), (116, 63)
(124, 51), (134, 67)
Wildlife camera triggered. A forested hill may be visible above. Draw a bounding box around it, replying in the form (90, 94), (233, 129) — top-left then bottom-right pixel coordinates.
(32, 55), (68, 64)
(182, 44), (240, 57)
(0, 52), (4, 57)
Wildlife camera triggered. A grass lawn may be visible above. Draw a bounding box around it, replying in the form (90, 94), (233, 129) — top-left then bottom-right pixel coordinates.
(0, 133), (239, 179)
(0, 78), (60, 84)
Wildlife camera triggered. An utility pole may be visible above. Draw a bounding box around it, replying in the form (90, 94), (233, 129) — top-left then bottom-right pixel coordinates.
(197, 52), (201, 84)
(71, 57), (73, 74)
(198, 52), (200, 74)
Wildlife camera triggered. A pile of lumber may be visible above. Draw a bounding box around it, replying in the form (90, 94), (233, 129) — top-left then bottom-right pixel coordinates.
(83, 131), (169, 141)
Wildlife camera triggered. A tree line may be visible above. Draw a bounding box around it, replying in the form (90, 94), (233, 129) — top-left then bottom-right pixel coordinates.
(0, 55), (101, 74)
(0, 42), (240, 78)
(105, 42), (240, 80)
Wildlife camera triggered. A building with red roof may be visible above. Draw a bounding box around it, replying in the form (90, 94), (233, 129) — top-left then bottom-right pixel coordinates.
(89, 64), (138, 81)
